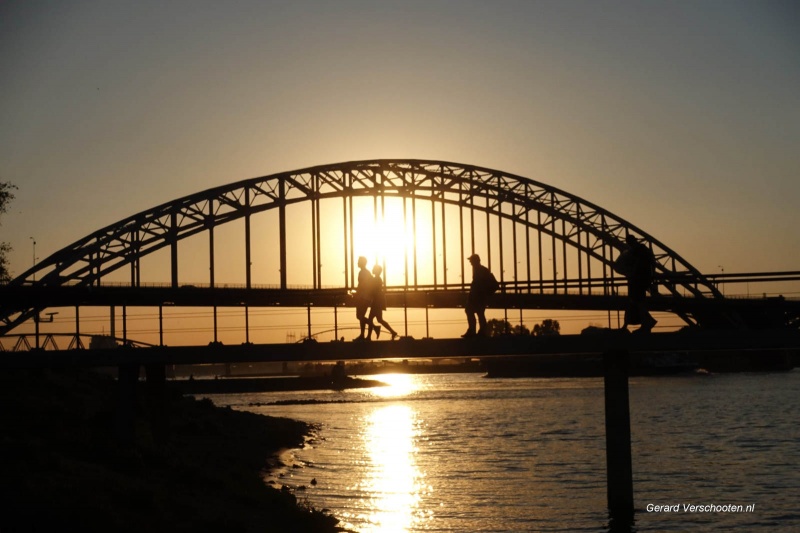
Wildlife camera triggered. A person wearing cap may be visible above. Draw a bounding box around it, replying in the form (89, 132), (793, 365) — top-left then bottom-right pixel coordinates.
(619, 235), (657, 333)
(464, 254), (498, 337)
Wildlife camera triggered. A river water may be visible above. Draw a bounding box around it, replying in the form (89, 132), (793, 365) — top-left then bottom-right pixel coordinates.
(206, 370), (799, 532)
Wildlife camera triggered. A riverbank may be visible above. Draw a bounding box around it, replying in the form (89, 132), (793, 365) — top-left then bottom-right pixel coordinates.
(484, 349), (797, 377)
(0, 368), (348, 533)
(174, 374), (386, 395)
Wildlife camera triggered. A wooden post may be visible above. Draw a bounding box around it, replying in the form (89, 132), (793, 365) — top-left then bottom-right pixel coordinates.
(603, 349), (634, 523)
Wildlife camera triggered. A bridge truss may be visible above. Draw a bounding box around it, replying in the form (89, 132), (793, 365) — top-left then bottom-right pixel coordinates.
(3, 159), (771, 338)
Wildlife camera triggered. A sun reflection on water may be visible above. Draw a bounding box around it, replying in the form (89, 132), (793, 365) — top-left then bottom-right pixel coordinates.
(360, 403), (428, 532)
(369, 373), (419, 399)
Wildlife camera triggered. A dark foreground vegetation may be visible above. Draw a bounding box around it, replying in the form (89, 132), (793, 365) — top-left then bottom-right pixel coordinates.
(1, 368), (346, 533)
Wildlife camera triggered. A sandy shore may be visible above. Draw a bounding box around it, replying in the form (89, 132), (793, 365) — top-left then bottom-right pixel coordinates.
(1, 368), (349, 533)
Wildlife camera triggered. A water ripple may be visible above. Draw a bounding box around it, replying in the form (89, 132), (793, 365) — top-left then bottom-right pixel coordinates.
(208, 371), (798, 532)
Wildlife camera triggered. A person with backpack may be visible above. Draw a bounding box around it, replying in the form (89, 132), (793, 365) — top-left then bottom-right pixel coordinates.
(463, 254), (499, 337)
(614, 235), (657, 333)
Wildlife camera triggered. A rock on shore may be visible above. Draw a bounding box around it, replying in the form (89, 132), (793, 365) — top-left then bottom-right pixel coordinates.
(0, 368), (347, 533)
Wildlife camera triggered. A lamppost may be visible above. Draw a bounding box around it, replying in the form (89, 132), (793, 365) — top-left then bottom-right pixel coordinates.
(718, 265), (725, 296)
(30, 237), (37, 282)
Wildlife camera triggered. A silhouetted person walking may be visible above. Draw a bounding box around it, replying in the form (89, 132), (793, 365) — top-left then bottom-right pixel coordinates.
(463, 254), (499, 337)
(353, 256), (373, 340)
(616, 235), (657, 333)
(367, 264), (398, 340)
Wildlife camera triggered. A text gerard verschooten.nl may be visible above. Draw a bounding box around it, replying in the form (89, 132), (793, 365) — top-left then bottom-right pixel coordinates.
(647, 503), (755, 513)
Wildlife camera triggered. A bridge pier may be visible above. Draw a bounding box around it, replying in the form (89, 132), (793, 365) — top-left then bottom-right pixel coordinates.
(334, 306), (339, 339)
(34, 313), (40, 350)
(145, 363), (168, 445)
(115, 363), (139, 444)
(115, 363), (170, 445)
(245, 305), (250, 344)
(603, 349), (634, 526)
(213, 306), (218, 343)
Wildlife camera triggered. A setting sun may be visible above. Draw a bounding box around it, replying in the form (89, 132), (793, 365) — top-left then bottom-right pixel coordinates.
(351, 197), (434, 288)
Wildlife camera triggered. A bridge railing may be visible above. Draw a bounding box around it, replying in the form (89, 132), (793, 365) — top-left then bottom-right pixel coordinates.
(0, 333), (155, 353)
(0, 276), (705, 294)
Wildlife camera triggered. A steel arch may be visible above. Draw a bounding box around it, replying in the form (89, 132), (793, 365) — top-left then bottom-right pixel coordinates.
(5, 159), (721, 332)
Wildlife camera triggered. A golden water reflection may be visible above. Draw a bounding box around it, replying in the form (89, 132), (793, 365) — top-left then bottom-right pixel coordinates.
(361, 403), (428, 532)
(369, 373), (419, 398)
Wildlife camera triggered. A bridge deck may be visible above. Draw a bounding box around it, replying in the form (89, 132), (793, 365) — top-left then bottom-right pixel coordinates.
(4, 329), (799, 369)
(5, 283), (798, 313)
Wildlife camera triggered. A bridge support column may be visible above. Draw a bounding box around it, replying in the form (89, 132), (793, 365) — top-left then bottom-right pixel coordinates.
(145, 364), (168, 445)
(425, 306), (430, 339)
(279, 179), (287, 289)
(213, 306), (218, 343)
(34, 313), (40, 350)
(306, 304), (312, 340)
(115, 363), (139, 444)
(245, 306), (250, 344)
(603, 349), (634, 525)
(170, 212), (179, 288)
(116, 364), (171, 446)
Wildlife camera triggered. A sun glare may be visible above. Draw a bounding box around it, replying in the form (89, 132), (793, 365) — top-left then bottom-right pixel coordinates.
(370, 373), (420, 399)
(351, 198), (433, 287)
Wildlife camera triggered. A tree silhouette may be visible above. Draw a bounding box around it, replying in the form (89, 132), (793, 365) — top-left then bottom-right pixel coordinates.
(485, 318), (512, 337)
(0, 182), (17, 282)
(533, 319), (560, 336)
(484, 319), (559, 337)
(485, 319), (532, 337)
(512, 323), (531, 336)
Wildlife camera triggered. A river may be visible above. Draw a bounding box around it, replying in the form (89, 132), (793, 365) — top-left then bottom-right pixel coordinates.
(205, 370), (799, 532)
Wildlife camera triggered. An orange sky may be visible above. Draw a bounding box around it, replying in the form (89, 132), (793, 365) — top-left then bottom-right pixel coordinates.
(1, 1), (798, 342)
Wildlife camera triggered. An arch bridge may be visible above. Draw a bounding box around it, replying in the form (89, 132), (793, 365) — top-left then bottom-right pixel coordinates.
(3, 159), (797, 341)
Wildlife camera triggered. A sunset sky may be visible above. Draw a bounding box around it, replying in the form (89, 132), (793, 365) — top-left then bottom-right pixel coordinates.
(1, 1), (799, 340)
